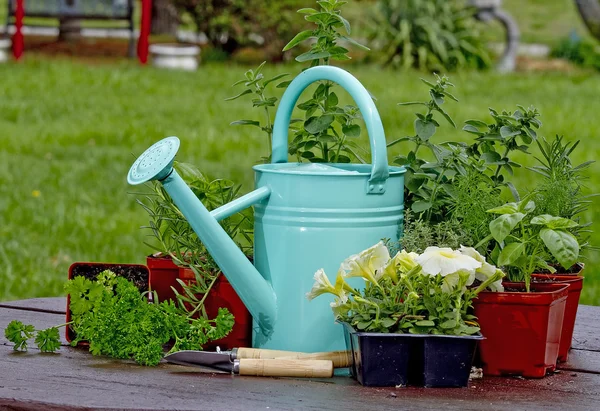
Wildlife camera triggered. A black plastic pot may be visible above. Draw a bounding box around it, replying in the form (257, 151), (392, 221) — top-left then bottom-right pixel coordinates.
(343, 323), (483, 387)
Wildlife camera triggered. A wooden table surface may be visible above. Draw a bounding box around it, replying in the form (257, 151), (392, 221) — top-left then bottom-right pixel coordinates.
(1, 298), (599, 411)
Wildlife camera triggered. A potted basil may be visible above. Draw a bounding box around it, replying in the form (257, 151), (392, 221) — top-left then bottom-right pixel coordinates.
(473, 198), (580, 377)
(307, 242), (504, 387)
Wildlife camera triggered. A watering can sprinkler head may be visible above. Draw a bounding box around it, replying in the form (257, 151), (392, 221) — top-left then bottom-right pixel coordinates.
(127, 136), (180, 185)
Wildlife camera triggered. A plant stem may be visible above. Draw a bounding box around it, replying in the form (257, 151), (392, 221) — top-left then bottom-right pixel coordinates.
(186, 274), (220, 319)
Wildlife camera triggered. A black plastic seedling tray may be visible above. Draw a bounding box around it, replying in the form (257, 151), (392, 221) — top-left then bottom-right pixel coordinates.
(343, 323), (483, 387)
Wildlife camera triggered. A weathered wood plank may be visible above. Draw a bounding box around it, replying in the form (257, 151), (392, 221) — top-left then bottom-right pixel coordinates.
(0, 308), (69, 347)
(0, 297), (66, 315)
(1, 300), (600, 410)
(0, 340), (599, 411)
(558, 349), (600, 375)
(572, 305), (600, 352)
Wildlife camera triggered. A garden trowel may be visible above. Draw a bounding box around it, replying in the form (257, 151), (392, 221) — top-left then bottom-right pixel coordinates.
(164, 350), (335, 378)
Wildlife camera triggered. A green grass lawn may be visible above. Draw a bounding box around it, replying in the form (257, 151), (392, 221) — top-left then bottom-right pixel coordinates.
(0, 56), (599, 306)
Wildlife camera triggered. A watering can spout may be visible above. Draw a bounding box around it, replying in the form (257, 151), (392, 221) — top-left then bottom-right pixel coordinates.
(127, 137), (277, 333)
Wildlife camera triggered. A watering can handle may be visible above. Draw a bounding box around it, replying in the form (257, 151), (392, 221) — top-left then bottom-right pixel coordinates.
(271, 66), (389, 194)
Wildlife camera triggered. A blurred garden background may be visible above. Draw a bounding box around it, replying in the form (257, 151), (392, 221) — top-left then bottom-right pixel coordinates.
(0, 0), (599, 304)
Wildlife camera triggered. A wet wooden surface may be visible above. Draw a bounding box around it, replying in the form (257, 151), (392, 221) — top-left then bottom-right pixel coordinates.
(1, 298), (599, 410)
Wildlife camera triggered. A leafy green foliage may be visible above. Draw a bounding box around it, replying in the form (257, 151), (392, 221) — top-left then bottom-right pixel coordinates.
(282, 0), (371, 163)
(138, 161), (253, 300)
(401, 209), (470, 253)
(226, 62), (289, 162)
(172, 0), (306, 58)
(392, 75), (540, 252)
(369, 0), (491, 71)
(4, 320), (36, 351)
(4, 271), (234, 365)
(528, 135), (596, 250)
(483, 200), (581, 290)
(551, 34), (600, 71)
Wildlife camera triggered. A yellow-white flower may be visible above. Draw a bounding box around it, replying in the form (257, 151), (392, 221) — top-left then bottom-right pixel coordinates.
(441, 270), (475, 293)
(416, 246), (481, 276)
(341, 241), (390, 284)
(396, 250), (419, 273)
(459, 246), (504, 292)
(306, 269), (337, 301)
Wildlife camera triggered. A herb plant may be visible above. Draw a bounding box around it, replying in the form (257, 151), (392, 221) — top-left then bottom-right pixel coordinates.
(529, 135), (595, 249)
(4, 270), (234, 366)
(226, 62), (290, 162)
(283, 0), (371, 163)
(479, 200), (581, 290)
(138, 161), (252, 315)
(307, 242), (504, 335)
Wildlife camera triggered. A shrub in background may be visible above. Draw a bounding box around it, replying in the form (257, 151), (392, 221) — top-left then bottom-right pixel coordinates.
(369, 0), (491, 71)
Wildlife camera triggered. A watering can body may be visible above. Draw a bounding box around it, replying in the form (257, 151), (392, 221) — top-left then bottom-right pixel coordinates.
(252, 163), (404, 351)
(128, 65), (405, 353)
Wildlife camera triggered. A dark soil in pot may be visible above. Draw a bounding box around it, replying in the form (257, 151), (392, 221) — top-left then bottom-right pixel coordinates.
(66, 263), (150, 343)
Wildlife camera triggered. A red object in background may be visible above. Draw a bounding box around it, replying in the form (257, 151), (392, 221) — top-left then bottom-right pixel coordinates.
(532, 273), (584, 362)
(146, 255), (253, 350)
(137, 0), (152, 64)
(474, 282), (569, 378)
(10, 0), (152, 64)
(12, 0), (24, 59)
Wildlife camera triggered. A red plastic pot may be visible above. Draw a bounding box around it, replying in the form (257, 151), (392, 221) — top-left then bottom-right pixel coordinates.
(473, 282), (569, 378)
(532, 271), (584, 362)
(66, 262), (150, 344)
(146, 255), (252, 350)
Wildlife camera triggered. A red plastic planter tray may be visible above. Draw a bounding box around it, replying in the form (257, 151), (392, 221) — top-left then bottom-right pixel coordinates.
(146, 255), (252, 350)
(66, 262), (150, 344)
(532, 273), (584, 362)
(474, 282), (568, 378)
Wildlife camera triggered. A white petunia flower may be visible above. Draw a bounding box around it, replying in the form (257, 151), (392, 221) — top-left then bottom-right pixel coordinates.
(459, 246), (504, 291)
(396, 250), (419, 273)
(306, 269), (336, 300)
(416, 246), (481, 276)
(341, 241), (391, 284)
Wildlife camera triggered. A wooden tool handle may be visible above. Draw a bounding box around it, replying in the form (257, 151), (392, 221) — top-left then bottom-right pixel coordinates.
(236, 348), (352, 368)
(238, 359), (333, 378)
(279, 351), (352, 368)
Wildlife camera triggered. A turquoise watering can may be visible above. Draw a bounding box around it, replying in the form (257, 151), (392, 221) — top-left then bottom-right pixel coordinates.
(128, 66), (405, 352)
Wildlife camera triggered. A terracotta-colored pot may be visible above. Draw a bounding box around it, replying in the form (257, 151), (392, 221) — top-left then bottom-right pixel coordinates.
(532, 267), (584, 362)
(146, 254), (252, 350)
(473, 282), (568, 378)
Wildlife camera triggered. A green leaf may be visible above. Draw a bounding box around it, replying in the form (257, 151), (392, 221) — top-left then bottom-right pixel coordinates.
(412, 201), (433, 213)
(487, 203), (519, 215)
(295, 50), (331, 62)
(489, 213), (525, 242)
(500, 126), (520, 138)
(342, 124), (361, 138)
(415, 320), (435, 327)
(539, 229), (579, 269)
(531, 215), (578, 229)
(340, 35), (370, 51)
(464, 119), (488, 127)
(381, 318), (397, 328)
(264, 73), (289, 87)
(4, 320), (35, 351)
(440, 319), (457, 329)
(230, 120), (260, 127)
(304, 115), (335, 134)
(297, 8), (318, 14)
(334, 14), (351, 34)
(35, 327), (61, 353)
(498, 242), (526, 266)
(415, 119), (436, 140)
(327, 92), (339, 107)
(463, 124), (483, 135)
(224, 89), (252, 101)
(481, 151), (501, 164)
(276, 80), (292, 89)
(283, 30), (314, 51)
